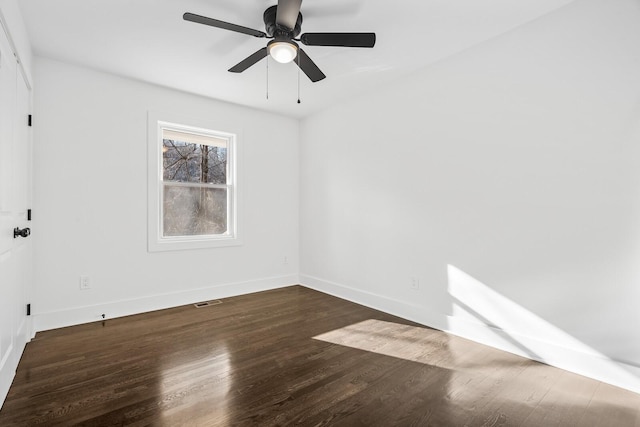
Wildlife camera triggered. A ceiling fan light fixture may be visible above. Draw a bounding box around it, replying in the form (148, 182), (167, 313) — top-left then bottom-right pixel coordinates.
(268, 40), (298, 63)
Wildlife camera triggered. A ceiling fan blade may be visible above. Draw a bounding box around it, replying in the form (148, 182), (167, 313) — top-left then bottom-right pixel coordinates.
(184, 12), (267, 38)
(300, 33), (376, 48)
(295, 49), (326, 82)
(276, 0), (302, 30)
(229, 48), (269, 73)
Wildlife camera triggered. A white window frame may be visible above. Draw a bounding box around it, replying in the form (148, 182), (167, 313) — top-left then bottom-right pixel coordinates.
(147, 111), (242, 252)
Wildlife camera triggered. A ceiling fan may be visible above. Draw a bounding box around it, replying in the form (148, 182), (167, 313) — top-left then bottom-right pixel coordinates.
(183, 0), (376, 82)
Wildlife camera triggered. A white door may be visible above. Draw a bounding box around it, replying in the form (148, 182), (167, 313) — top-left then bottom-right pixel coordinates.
(0, 25), (32, 407)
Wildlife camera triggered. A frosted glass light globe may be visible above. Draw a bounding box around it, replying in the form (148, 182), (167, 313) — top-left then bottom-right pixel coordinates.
(269, 41), (298, 64)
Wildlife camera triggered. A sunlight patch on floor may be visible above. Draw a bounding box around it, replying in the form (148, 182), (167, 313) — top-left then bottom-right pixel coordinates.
(313, 319), (453, 366)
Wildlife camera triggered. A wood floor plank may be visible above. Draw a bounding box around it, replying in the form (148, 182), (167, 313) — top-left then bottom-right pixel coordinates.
(520, 368), (599, 427)
(0, 285), (638, 426)
(464, 361), (558, 426)
(577, 381), (640, 427)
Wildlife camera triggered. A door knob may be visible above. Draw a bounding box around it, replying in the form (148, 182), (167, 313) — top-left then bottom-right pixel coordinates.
(14, 227), (30, 238)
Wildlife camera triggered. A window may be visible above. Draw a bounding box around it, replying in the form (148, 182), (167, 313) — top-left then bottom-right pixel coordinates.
(148, 112), (240, 251)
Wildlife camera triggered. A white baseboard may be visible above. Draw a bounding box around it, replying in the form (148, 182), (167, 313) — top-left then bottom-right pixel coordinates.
(34, 274), (298, 332)
(301, 274), (448, 330)
(300, 274), (640, 395)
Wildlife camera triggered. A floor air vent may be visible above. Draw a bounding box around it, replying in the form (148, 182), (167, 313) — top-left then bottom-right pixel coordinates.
(194, 300), (223, 308)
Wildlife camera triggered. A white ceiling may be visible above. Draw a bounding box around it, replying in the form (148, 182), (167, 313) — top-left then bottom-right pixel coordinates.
(18, 0), (576, 118)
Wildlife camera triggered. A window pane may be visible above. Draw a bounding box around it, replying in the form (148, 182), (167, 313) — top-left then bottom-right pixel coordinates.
(163, 185), (228, 236)
(163, 138), (227, 184)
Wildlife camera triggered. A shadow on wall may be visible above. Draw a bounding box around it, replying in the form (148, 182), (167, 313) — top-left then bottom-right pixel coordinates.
(446, 264), (639, 393)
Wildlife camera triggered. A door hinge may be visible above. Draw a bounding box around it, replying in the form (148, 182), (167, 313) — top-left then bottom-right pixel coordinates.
(27, 304), (31, 316)
(28, 114), (32, 127)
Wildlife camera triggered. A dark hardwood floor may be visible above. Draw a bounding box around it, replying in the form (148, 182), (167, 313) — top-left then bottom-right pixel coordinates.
(1, 285), (639, 426)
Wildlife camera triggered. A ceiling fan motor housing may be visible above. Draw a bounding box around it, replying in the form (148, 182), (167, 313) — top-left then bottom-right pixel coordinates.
(263, 5), (302, 38)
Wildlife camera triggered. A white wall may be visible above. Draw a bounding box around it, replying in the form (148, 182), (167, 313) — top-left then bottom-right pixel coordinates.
(33, 58), (300, 330)
(300, 0), (640, 393)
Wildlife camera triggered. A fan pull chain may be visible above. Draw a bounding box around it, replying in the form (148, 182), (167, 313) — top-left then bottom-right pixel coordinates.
(266, 55), (269, 100)
(297, 54), (301, 104)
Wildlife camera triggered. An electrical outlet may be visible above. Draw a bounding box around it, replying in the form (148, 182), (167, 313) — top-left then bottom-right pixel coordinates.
(283, 256), (289, 265)
(410, 276), (420, 290)
(80, 275), (91, 290)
